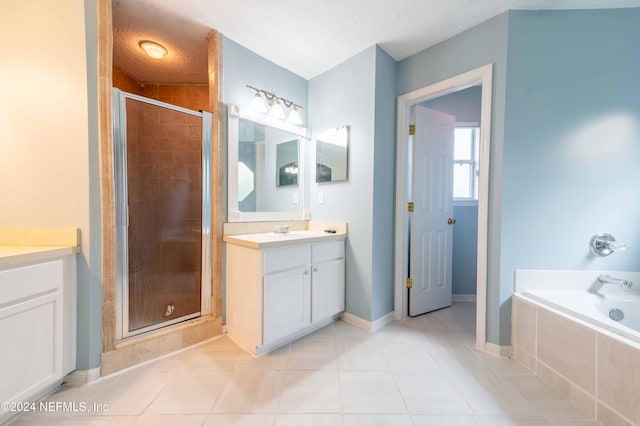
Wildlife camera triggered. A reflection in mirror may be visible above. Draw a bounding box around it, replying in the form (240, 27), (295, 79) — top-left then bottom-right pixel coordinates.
(238, 120), (299, 211)
(316, 125), (349, 183)
(276, 140), (299, 187)
(228, 104), (310, 222)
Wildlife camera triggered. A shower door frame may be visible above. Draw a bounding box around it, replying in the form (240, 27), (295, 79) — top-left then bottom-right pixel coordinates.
(112, 88), (213, 340)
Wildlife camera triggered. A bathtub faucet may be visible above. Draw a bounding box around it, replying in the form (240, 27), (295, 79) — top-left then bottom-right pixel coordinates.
(597, 274), (633, 289)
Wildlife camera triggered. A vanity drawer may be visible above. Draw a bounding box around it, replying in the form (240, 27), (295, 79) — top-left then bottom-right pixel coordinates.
(0, 260), (63, 306)
(263, 245), (310, 274)
(312, 240), (344, 263)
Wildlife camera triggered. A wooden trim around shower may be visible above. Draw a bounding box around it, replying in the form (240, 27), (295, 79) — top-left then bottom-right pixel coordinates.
(98, 0), (224, 374)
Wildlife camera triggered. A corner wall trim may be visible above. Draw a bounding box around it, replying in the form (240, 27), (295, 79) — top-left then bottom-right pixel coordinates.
(340, 311), (395, 333)
(484, 342), (513, 359)
(64, 367), (101, 385)
(452, 294), (477, 303)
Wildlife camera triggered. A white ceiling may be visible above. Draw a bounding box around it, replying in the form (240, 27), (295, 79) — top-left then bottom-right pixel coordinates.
(113, 0), (640, 83)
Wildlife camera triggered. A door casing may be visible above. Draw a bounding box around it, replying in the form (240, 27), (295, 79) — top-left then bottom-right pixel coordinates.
(394, 64), (493, 353)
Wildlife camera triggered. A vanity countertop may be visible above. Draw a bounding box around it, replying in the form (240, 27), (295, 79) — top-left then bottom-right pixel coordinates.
(0, 245), (80, 269)
(223, 229), (346, 249)
(0, 227), (80, 269)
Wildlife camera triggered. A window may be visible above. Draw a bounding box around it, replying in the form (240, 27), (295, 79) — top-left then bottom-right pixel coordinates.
(453, 125), (480, 201)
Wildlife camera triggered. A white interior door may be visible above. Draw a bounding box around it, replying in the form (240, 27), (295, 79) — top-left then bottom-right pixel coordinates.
(409, 105), (455, 316)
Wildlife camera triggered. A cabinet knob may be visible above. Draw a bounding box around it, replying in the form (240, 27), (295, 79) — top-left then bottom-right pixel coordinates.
(313, 267), (318, 272)
(304, 270), (309, 275)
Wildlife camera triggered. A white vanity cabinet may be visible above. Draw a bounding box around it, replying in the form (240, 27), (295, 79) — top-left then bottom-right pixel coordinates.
(226, 237), (345, 355)
(0, 248), (77, 424)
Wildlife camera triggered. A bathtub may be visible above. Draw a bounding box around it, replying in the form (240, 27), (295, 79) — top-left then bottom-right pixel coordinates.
(513, 286), (640, 425)
(522, 289), (640, 344)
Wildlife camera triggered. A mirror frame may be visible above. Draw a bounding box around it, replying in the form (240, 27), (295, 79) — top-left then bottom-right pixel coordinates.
(227, 103), (310, 222)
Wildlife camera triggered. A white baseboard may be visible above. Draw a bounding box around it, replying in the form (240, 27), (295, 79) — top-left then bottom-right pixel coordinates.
(340, 311), (394, 333)
(484, 342), (513, 358)
(452, 294), (477, 303)
(64, 367), (101, 385)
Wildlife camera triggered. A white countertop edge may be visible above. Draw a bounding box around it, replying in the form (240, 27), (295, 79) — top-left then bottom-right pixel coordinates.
(0, 246), (80, 269)
(223, 232), (346, 249)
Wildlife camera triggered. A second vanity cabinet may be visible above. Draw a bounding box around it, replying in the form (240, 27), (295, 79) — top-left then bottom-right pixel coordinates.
(226, 237), (345, 355)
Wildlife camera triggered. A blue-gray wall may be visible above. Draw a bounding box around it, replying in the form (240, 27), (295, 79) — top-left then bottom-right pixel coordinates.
(422, 86), (482, 123)
(82, 0), (103, 371)
(371, 47), (397, 320)
(223, 37), (308, 123)
(309, 47), (378, 321)
(424, 86), (482, 296)
(397, 12), (509, 344)
(500, 8), (640, 343)
(452, 206), (478, 295)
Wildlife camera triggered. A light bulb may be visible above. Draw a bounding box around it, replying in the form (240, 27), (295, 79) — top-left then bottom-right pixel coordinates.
(288, 106), (303, 125)
(250, 92), (268, 114)
(269, 99), (287, 120)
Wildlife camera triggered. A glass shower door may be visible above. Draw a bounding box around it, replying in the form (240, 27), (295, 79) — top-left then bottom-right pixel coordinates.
(113, 89), (212, 338)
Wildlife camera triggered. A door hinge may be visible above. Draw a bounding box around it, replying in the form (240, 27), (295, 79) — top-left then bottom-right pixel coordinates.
(406, 277), (413, 288)
(407, 202), (414, 212)
(408, 124), (415, 135)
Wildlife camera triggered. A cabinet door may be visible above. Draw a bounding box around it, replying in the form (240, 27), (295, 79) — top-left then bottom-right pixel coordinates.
(0, 292), (63, 405)
(312, 258), (345, 323)
(263, 267), (311, 345)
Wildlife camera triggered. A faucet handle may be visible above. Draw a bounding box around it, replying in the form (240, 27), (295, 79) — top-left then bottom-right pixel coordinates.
(591, 233), (626, 257)
(607, 241), (626, 251)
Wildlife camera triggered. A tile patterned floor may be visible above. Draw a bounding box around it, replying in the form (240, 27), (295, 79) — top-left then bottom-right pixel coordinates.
(12, 303), (602, 425)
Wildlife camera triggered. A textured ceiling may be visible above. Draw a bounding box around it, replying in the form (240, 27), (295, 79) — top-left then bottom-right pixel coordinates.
(112, 0), (210, 84)
(113, 0), (640, 83)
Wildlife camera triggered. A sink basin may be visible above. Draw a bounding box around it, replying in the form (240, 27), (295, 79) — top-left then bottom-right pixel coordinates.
(223, 228), (344, 249)
(266, 230), (327, 239)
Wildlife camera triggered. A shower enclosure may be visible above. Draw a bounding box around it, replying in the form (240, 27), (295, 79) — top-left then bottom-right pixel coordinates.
(112, 88), (212, 339)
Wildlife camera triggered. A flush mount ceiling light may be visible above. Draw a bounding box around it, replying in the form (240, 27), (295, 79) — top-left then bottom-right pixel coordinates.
(247, 85), (304, 124)
(138, 40), (168, 59)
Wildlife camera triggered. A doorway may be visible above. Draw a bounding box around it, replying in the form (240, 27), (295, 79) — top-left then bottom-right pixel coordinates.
(394, 64), (493, 353)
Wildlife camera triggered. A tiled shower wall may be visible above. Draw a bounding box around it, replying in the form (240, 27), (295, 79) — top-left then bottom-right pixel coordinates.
(112, 66), (208, 111)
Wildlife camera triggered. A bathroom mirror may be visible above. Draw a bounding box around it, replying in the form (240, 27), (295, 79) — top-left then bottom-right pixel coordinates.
(315, 125), (349, 183)
(228, 104), (310, 222)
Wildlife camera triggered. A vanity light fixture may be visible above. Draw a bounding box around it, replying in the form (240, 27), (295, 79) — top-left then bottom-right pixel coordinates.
(138, 40), (168, 59)
(250, 91), (269, 114)
(269, 98), (287, 120)
(247, 85), (304, 124)
(288, 105), (303, 125)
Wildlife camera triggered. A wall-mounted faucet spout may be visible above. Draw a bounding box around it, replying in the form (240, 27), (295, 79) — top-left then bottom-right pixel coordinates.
(597, 274), (633, 289)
